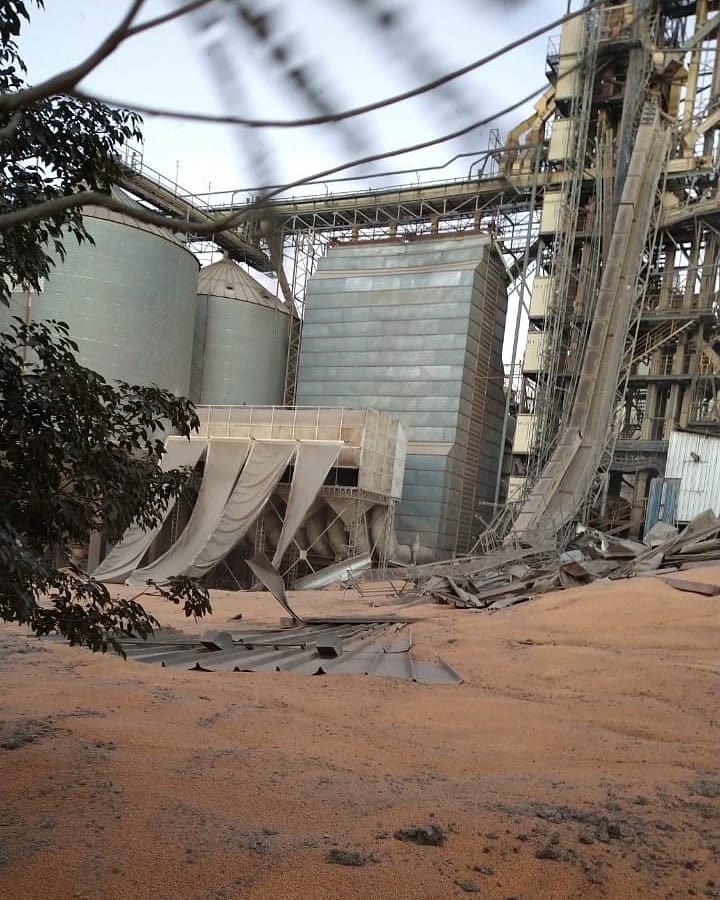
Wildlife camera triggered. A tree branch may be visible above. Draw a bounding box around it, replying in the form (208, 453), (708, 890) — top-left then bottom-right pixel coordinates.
(0, 85), (544, 235)
(0, 111), (22, 141)
(125, 0), (215, 38)
(0, 0), (147, 113)
(70, 1), (601, 131)
(257, 86), (545, 201)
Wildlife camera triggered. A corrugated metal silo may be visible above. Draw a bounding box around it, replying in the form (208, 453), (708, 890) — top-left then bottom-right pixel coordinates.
(191, 257), (289, 406)
(0, 187), (198, 396)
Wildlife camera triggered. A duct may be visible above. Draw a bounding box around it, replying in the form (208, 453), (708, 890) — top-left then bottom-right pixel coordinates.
(512, 112), (671, 543)
(128, 439), (251, 584)
(325, 511), (349, 560)
(293, 526), (309, 553)
(368, 505), (434, 564)
(184, 441), (297, 579)
(271, 441), (342, 566)
(304, 510), (334, 560)
(355, 516), (371, 556)
(93, 438), (207, 583)
(294, 553), (372, 590)
(326, 497), (371, 555)
(370, 505), (404, 563)
(261, 506), (283, 553)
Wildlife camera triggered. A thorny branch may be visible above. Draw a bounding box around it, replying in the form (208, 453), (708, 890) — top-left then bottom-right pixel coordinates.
(70, 2), (601, 131)
(124, 0), (215, 39)
(0, 0), (146, 112)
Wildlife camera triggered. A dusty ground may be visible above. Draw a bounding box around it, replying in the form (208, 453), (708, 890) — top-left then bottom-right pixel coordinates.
(0, 569), (719, 900)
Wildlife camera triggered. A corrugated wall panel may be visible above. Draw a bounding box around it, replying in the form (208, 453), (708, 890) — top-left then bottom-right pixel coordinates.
(665, 431), (720, 520)
(1, 217), (197, 396)
(192, 294), (288, 406)
(296, 234), (508, 555)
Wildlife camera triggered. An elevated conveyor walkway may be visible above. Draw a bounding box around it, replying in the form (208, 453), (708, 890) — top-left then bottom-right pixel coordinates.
(116, 164), (273, 272)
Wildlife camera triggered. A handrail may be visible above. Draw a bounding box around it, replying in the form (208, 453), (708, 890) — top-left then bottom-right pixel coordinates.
(195, 172), (514, 213)
(119, 146), (214, 213)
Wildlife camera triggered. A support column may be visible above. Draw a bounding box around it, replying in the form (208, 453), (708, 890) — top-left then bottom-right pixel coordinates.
(630, 471), (651, 538)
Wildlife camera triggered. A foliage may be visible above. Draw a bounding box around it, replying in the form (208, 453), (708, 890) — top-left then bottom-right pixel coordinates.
(0, 0), (142, 306)
(0, 319), (212, 654)
(0, 2), (211, 652)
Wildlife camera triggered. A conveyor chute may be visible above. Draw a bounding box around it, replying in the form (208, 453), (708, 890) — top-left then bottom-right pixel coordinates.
(512, 110), (670, 544)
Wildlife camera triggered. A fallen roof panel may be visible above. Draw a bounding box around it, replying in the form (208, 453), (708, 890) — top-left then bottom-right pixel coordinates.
(157, 624), (459, 683)
(47, 622), (461, 684)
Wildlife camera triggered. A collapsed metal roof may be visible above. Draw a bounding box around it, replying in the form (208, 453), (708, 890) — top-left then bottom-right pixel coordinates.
(118, 621), (462, 684)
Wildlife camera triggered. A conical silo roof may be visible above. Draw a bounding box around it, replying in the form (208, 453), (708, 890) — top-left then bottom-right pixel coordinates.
(197, 257), (289, 314)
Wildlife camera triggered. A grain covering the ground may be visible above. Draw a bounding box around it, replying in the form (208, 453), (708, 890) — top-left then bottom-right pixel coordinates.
(0, 570), (719, 899)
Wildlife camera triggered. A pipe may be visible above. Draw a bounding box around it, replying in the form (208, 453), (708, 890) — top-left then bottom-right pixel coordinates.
(295, 554), (372, 590)
(327, 498), (372, 555)
(305, 510), (333, 558)
(367, 505), (437, 564)
(325, 510), (349, 560)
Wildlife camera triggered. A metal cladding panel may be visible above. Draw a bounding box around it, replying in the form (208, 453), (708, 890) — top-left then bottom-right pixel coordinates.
(192, 294), (288, 406)
(539, 192), (563, 234)
(297, 234), (508, 554)
(665, 431), (720, 521)
(529, 276), (553, 318)
(302, 317), (471, 338)
(548, 118), (575, 162)
(1, 217), (197, 396)
(522, 332), (547, 373)
(512, 413), (537, 454)
(395, 452), (450, 548)
(83, 623), (463, 684)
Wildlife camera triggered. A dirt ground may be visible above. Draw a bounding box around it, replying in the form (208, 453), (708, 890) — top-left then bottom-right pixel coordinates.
(0, 568), (719, 900)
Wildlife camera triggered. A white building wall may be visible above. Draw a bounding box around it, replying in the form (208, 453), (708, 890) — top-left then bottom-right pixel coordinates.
(665, 431), (720, 521)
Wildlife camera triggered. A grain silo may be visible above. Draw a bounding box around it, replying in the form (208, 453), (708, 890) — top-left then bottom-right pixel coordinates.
(296, 233), (508, 558)
(191, 256), (290, 406)
(0, 187), (198, 396)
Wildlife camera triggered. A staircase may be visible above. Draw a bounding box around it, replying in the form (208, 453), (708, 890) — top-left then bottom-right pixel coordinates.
(621, 318), (696, 373)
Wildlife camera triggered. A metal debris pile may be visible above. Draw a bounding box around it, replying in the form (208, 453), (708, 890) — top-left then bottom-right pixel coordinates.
(405, 509), (720, 611)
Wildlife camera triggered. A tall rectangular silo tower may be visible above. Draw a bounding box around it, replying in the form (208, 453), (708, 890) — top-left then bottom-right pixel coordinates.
(296, 233), (508, 557)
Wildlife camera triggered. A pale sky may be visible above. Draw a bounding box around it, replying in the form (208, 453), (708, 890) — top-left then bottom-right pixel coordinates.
(18, 0), (562, 198)
(17, 0), (569, 364)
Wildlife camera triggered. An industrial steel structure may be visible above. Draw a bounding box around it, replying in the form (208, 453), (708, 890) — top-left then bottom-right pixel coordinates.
(93, 406), (407, 587)
(112, 0), (719, 549)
